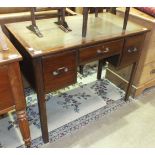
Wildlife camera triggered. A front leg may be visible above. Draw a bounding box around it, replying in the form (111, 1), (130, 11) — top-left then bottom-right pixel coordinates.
(33, 58), (49, 143)
(79, 65), (84, 75)
(97, 59), (106, 80)
(124, 62), (137, 101)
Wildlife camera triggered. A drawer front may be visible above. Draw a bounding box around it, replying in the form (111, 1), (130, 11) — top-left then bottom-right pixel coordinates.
(120, 34), (145, 66)
(0, 65), (14, 112)
(79, 39), (123, 64)
(42, 51), (77, 92)
(139, 61), (155, 85)
(144, 43), (155, 64)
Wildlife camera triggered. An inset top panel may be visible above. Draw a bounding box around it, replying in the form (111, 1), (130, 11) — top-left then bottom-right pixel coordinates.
(5, 13), (149, 58)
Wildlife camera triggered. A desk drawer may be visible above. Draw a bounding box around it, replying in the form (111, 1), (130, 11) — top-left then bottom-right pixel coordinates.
(79, 39), (123, 64)
(139, 61), (155, 85)
(120, 34), (145, 66)
(0, 65), (14, 112)
(42, 51), (77, 92)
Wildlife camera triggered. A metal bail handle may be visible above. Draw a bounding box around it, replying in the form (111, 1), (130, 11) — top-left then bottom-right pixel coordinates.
(128, 47), (137, 53)
(53, 67), (68, 76)
(97, 47), (110, 54)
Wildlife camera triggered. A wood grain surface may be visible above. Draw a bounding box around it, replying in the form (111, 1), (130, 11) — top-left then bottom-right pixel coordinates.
(5, 13), (149, 58)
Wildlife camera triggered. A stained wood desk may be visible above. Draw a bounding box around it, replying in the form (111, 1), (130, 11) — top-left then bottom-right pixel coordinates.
(0, 31), (31, 147)
(5, 13), (149, 143)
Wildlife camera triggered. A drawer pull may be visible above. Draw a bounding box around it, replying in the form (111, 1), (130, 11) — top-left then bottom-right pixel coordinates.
(53, 67), (68, 76)
(150, 69), (155, 74)
(97, 47), (109, 54)
(127, 47), (137, 53)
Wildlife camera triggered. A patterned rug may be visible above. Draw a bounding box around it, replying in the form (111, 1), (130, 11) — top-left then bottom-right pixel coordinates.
(0, 63), (131, 148)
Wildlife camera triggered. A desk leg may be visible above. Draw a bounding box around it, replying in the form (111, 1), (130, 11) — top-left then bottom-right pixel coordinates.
(8, 62), (31, 147)
(79, 65), (84, 74)
(124, 62), (137, 101)
(97, 59), (106, 80)
(33, 58), (49, 143)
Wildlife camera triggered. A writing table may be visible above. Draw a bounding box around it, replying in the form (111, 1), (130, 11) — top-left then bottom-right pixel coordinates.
(5, 13), (149, 143)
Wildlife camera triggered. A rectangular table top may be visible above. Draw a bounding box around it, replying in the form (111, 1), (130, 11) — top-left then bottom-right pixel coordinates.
(5, 12), (149, 58)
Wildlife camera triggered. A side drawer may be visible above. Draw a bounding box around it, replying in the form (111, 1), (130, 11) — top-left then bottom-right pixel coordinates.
(120, 33), (146, 66)
(79, 39), (123, 64)
(0, 65), (14, 112)
(139, 61), (155, 85)
(42, 50), (77, 92)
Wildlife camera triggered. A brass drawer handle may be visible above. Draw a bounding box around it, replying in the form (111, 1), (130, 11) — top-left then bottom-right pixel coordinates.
(53, 67), (68, 76)
(97, 47), (109, 54)
(127, 47), (137, 53)
(150, 69), (155, 74)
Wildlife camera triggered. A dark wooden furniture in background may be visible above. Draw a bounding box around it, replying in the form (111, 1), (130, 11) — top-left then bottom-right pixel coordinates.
(82, 7), (130, 38)
(0, 7), (76, 24)
(0, 31), (31, 147)
(27, 7), (72, 38)
(5, 13), (149, 144)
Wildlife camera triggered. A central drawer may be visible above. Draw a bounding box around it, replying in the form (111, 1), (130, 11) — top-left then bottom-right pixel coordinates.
(42, 50), (77, 92)
(79, 39), (123, 64)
